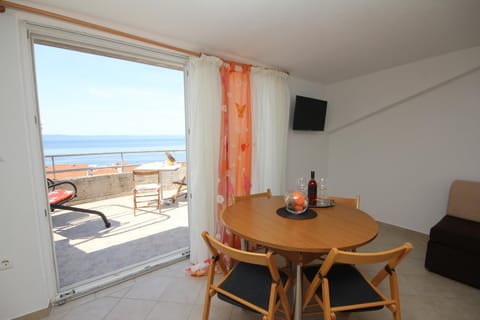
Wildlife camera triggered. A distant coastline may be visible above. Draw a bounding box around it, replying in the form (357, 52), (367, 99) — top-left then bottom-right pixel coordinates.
(43, 134), (186, 168)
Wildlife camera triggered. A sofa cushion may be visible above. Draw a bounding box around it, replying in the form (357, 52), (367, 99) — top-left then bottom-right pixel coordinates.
(425, 240), (480, 288)
(429, 215), (480, 254)
(447, 180), (480, 223)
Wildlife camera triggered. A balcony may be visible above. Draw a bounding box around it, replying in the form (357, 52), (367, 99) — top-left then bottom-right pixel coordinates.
(46, 150), (189, 290)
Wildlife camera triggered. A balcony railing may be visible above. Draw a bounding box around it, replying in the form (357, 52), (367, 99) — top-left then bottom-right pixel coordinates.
(45, 149), (187, 203)
(45, 148), (186, 179)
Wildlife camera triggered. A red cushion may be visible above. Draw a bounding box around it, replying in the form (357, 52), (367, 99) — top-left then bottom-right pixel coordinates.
(48, 189), (75, 205)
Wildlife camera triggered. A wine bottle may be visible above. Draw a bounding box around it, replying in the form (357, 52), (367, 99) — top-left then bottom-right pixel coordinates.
(308, 171), (317, 205)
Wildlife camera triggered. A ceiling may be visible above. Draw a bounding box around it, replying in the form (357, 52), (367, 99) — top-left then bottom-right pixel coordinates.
(19, 0), (480, 84)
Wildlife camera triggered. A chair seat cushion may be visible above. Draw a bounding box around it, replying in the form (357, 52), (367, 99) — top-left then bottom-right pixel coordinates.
(218, 261), (288, 312)
(48, 189), (75, 205)
(303, 263), (383, 311)
(429, 215), (480, 254)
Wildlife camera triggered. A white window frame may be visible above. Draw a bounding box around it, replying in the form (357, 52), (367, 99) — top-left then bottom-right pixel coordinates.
(18, 17), (190, 303)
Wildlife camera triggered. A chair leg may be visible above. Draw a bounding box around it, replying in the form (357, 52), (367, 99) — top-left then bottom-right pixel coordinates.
(203, 263), (216, 320)
(202, 292), (212, 320)
(52, 204), (111, 228)
(172, 179), (187, 203)
(133, 192), (137, 216)
(394, 309), (401, 320)
(391, 272), (402, 320)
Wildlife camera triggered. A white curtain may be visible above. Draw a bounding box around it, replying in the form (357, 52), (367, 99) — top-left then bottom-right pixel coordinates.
(185, 55), (222, 264)
(251, 68), (290, 195)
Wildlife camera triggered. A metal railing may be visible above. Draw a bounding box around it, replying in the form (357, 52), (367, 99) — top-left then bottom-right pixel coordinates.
(45, 148), (186, 179)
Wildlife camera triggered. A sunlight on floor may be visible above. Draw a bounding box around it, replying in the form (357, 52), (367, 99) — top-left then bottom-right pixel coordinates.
(51, 191), (189, 287)
(52, 195), (188, 253)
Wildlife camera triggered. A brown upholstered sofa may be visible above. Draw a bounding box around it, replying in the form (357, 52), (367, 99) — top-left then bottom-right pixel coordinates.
(425, 180), (480, 288)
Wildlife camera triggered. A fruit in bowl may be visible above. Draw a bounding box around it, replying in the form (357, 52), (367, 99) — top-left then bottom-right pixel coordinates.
(284, 191), (308, 215)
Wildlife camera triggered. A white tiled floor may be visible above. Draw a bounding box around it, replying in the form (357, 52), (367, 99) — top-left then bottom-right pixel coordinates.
(46, 260), (201, 320)
(42, 222), (480, 320)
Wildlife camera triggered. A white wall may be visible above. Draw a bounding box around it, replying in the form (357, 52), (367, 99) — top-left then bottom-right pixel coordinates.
(0, 7), (327, 319)
(0, 11), (56, 320)
(325, 46), (480, 234)
(286, 76), (327, 189)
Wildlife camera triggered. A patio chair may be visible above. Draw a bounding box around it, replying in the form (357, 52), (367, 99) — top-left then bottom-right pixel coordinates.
(171, 174), (187, 203)
(132, 169), (161, 215)
(201, 231), (292, 320)
(47, 179), (111, 228)
(302, 242), (413, 320)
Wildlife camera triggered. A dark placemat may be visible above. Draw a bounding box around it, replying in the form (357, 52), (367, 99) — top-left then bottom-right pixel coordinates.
(276, 207), (317, 220)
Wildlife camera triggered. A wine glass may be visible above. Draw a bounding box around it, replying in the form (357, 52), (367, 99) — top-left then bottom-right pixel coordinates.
(296, 177), (306, 193)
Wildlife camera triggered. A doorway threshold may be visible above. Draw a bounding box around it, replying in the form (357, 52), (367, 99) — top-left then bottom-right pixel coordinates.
(53, 247), (190, 306)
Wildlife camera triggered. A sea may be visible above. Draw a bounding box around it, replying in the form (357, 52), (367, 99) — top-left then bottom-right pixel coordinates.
(42, 135), (186, 167)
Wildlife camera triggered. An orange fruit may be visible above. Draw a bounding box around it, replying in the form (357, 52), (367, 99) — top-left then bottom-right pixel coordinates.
(293, 192), (305, 206)
(295, 197), (304, 206)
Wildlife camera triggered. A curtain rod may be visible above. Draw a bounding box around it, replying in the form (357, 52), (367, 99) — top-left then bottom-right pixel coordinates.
(0, 1), (289, 75)
(0, 0), (201, 57)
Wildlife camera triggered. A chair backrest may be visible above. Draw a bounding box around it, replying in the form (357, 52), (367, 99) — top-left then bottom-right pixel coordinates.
(303, 242), (413, 319)
(132, 169), (160, 185)
(320, 242), (412, 278)
(328, 195), (360, 209)
(231, 189), (272, 250)
(201, 231), (292, 319)
(232, 188), (272, 204)
(202, 230), (277, 274)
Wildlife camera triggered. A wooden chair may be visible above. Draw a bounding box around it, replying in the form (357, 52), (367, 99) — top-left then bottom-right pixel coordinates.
(132, 169), (161, 215)
(232, 188), (272, 250)
(328, 195), (360, 209)
(201, 231), (292, 320)
(312, 196), (359, 257)
(171, 174), (187, 203)
(232, 188), (272, 204)
(302, 242), (413, 320)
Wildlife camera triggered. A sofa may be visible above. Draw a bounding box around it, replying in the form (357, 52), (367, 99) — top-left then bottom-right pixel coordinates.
(425, 180), (480, 288)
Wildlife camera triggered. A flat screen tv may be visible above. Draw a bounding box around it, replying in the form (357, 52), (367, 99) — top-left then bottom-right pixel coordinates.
(292, 95), (327, 131)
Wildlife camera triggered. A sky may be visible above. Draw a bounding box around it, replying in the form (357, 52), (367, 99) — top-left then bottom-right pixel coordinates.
(33, 44), (185, 136)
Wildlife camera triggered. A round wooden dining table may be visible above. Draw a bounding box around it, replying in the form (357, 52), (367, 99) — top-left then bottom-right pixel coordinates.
(222, 195), (378, 320)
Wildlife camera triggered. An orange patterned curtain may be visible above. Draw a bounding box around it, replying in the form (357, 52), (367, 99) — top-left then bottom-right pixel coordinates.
(216, 62), (252, 248)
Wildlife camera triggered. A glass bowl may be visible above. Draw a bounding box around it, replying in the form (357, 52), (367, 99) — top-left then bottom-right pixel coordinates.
(284, 191), (308, 215)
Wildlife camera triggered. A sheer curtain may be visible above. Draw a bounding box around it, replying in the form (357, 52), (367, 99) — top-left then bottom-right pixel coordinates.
(250, 68), (290, 195)
(217, 62), (252, 249)
(185, 55), (222, 264)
